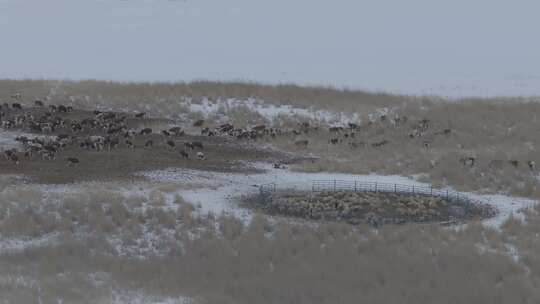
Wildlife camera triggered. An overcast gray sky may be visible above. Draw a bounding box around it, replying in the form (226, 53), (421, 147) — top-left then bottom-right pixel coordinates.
(1, 0), (539, 97)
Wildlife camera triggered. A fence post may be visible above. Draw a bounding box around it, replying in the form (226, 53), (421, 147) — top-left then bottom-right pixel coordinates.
(274, 183), (276, 192)
(312, 182), (315, 192)
(430, 185), (433, 196)
(394, 183), (397, 193)
(446, 190), (449, 199)
(334, 179), (336, 192)
(375, 182), (378, 192)
(355, 181), (357, 192)
(412, 185), (415, 194)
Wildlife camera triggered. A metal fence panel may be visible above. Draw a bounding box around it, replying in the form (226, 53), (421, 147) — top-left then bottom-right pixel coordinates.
(260, 179), (487, 206)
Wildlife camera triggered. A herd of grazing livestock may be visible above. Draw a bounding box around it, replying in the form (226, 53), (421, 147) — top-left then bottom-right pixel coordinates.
(0, 96), (212, 166)
(1, 93), (537, 173)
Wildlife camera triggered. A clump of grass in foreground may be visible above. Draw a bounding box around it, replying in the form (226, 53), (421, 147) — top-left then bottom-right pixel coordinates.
(3, 212), (540, 304)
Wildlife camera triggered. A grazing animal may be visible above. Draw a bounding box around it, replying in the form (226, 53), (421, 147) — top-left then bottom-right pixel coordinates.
(11, 103), (22, 110)
(58, 105), (68, 113)
(135, 112), (146, 118)
(66, 157), (79, 167)
(106, 137), (120, 150)
(193, 119), (205, 127)
(4, 149), (17, 161)
(422, 141), (431, 150)
(329, 127), (343, 133)
(509, 160), (519, 168)
(330, 138), (339, 145)
(10, 93), (22, 101)
(252, 125), (266, 132)
(140, 128), (152, 135)
(40, 151), (55, 161)
(124, 129), (136, 138)
(166, 140), (176, 149)
(191, 141), (204, 149)
(34, 100), (44, 107)
(184, 142), (194, 150)
(180, 150), (189, 159)
(169, 126), (183, 136)
(9, 154), (19, 165)
(273, 162), (287, 169)
(294, 139), (309, 148)
(41, 123), (53, 133)
(161, 130), (171, 136)
(218, 123), (234, 133)
(125, 139), (134, 149)
(528, 160), (536, 171)
(71, 122), (83, 133)
(145, 140), (154, 147)
(435, 128), (452, 136)
(57, 134), (70, 141)
(371, 140), (389, 148)
(196, 151), (205, 160)
(348, 123), (359, 130)
(460, 157), (476, 167)
(348, 142), (366, 149)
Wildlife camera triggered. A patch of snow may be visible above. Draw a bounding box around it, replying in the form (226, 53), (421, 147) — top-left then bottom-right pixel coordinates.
(466, 193), (537, 228)
(0, 130), (57, 150)
(111, 290), (193, 304)
(0, 233), (60, 254)
(0, 130), (27, 150)
(183, 97), (362, 126)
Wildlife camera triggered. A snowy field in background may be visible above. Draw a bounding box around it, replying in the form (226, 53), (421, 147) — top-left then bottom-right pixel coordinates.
(184, 97), (364, 126)
(1, 0), (540, 98)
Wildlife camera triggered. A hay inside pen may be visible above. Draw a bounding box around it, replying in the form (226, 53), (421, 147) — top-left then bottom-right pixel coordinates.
(246, 181), (496, 226)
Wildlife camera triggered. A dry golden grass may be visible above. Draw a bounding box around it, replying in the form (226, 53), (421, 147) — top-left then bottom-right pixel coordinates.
(265, 100), (540, 197)
(0, 179), (538, 303)
(0, 79), (408, 113)
(2, 79), (540, 302)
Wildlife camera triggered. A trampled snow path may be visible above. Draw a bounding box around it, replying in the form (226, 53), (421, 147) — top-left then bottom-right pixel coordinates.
(141, 163), (538, 228)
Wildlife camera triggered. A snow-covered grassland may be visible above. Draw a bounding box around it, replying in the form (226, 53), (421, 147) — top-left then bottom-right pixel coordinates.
(2, 80), (540, 302)
(0, 162), (538, 303)
(2, 0), (540, 301)
(5, 80), (540, 198)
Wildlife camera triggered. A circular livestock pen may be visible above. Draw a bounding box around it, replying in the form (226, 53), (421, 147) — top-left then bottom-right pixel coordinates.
(253, 180), (496, 226)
